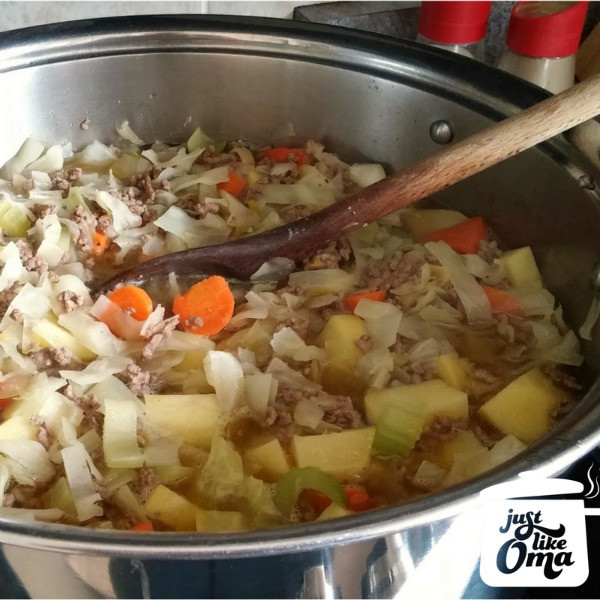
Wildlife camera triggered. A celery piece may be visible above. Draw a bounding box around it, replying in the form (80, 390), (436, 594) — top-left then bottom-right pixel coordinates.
(0, 201), (31, 237)
(274, 467), (346, 518)
(373, 401), (426, 457)
(186, 127), (226, 154)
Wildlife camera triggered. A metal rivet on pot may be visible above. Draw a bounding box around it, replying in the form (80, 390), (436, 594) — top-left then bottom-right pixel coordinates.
(429, 120), (454, 144)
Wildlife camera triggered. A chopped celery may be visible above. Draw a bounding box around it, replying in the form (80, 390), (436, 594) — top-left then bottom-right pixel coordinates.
(274, 467), (346, 518)
(372, 401), (426, 457)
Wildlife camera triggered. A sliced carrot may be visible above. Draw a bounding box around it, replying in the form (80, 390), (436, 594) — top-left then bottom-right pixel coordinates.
(420, 216), (486, 255)
(92, 230), (110, 256)
(217, 171), (247, 196)
(108, 285), (153, 321)
(303, 489), (333, 517)
(0, 397), (13, 412)
(343, 485), (371, 512)
(172, 275), (235, 336)
(130, 521), (154, 532)
(343, 290), (386, 312)
(262, 147), (310, 165)
(483, 286), (523, 316)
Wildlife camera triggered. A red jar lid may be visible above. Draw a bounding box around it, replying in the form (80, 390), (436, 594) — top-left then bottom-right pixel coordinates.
(506, 1), (589, 58)
(418, 1), (492, 45)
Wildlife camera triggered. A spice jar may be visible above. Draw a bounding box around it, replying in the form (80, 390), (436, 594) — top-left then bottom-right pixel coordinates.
(417, 1), (492, 61)
(498, 1), (589, 94)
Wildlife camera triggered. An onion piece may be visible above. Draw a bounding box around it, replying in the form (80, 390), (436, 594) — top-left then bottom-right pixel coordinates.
(245, 373), (276, 420)
(116, 120), (144, 145)
(61, 443), (103, 521)
(294, 398), (324, 429)
(102, 397), (145, 469)
(204, 351), (245, 417)
(271, 327), (327, 362)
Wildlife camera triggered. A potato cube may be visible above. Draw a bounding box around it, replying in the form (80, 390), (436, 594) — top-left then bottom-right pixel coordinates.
(479, 369), (566, 444)
(0, 415), (37, 441)
(433, 430), (487, 470)
(401, 209), (467, 237)
(245, 438), (289, 480)
(145, 393), (220, 448)
(145, 484), (200, 531)
(436, 354), (468, 391)
(292, 427), (375, 480)
(318, 314), (367, 395)
(196, 509), (247, 533)
(365, 379), (468, 425)
(496, 247), (542, 288)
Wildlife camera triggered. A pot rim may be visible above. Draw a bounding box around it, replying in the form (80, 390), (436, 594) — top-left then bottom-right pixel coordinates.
(0, 14), (599, 558)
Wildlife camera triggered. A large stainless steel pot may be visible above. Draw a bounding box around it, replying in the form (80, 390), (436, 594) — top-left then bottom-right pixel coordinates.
(1, 15), (599, 599)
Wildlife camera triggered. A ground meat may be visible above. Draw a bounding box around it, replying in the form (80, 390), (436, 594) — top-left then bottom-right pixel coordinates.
(80, 117), (90, 130)
(123, 364), (164, 396)
(360, 249), (425, 291)
(472, 420), (502, 448)
(141, 315), (179, 360)
(477, 239), (502, 263)
(62, 383), (101, 431)
(415, 416), (468, 453)
(467, 366), (504, 402)
(130, 467), (160, 504)
(279, 204), (312, 223)
(303, 240), (351, 270)
(30, 415), (52, 449)
(15, 239), (47, 274)
(0, 285), (20, 316)
(50, 167), (82, 197)
(355, 335), (372, 353)
(29, 347), (74, 369)
(9, 308), (22, 322)
(198, 151), (238, 165)
(391, 361), (435, 386)
(129, 168), (170, 208)
(31, 203), (58, 220)
(177, 196), (220, 219)
(58, 290), (84, 312)
(96, 214), (116, 238)
(70, 206), (94, 253)
(274, 314), (311, 340)
(7, 485), (46, 509)
(541, 363), (583, 392)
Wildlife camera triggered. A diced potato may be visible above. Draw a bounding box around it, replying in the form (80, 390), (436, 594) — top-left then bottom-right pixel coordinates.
(145, 484), (200, 531)
(496, 247), (542, 288)
(433, 430), (487, 470)
(317, 503), (352, 521)
(401, 209), (467, 238)
(196, 508), (247, 533)
(174, 351), (207, 372)
(145, 393), (220, 448)
(479, 369), (566, 444)
(436, 354), (468, 391)
(31, 319), (97, 361)
(318, 315), (367, 395)
(364, 379), (469, 425)
(0, 415), (37, 440)
(292, 427), (376, 480)
(245, 438), (289, 480)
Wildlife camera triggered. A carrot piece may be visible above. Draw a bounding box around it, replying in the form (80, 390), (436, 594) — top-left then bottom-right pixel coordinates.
(420, 216), (486, 254)
(343, 485), (371, 512)
(343, 290), (386, 312)
(108, 285), (153, 321)
(130, 521), (154, 532)
(303, 489), (333, 517)
(0, 397), (13, 412)
(217, 171), (247, 196)
(172, 275), (235, 336)
(92, 230), (110, 256)
(483, 286), (523, 316)
(262, 147), (310, 165)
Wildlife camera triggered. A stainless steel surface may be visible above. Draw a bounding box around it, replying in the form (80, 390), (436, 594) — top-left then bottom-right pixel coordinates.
(0, 15), (599, 598)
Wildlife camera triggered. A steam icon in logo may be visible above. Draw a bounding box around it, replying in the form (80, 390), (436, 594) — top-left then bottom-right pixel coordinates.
(479, 472), (600, 587)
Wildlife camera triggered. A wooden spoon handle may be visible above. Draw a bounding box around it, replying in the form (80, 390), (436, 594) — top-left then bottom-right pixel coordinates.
(103, 73), (600, 288)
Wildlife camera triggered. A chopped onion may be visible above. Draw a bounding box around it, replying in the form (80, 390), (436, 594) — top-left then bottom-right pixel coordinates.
(116, 120), (144, 145)
(579, 296), (600, 341)
(169, 166), (229, 192)
(271, 327), (327, 362)
(245, 373), (276, 419)
(348, 163), (386, 187)
(413, 460), (447, 490)
(59, 309), (126, 357)
(1, 137), (45, 178)
(294, 398), (324, 429)
(204, 351), (245, 416)
(0, 242), (24, 293)
(288, 269), (355, 294)
(488, 435), (527, 469)
(95, 190), (142, 234)
(59, 356), (133, 386)
(0, 440), (55, 485)
(61, 443), (103, 521)
(266, 358), (321, 392)
(250, 257), (295, 283)
(78, 141), (117, 164)
(229, 291), (270, 326)
(23, 145), (64, 176)
(0, 507), (64, 522)
(425, 241), (492, 324)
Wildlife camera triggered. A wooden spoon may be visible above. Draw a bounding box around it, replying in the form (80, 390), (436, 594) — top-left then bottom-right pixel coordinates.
(100, 73), (600, 291)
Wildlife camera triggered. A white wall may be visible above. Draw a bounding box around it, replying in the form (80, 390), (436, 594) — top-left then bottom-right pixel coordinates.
(0, 0), (318, 32)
